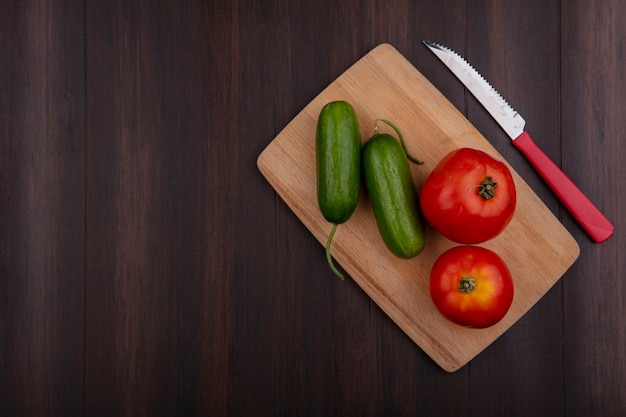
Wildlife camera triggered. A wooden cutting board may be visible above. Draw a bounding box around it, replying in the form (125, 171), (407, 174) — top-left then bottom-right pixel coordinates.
(257, 43), (580, 372)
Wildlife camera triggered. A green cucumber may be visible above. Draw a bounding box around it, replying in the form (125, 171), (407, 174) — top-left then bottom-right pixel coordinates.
(362, 127), (425, 259)
(316, 101), (361, 279)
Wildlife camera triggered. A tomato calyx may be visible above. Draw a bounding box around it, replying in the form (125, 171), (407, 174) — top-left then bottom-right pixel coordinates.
(477, 176), (498, 200)
(458, 276), (477, 294)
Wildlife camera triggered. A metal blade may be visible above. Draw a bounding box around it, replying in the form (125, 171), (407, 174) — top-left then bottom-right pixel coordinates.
(423, 41), (526, 139)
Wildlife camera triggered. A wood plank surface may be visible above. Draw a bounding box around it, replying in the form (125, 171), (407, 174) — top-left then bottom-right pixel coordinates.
(1, 0), (624, 415)
(83, 2), (182, 415)
(561, 2), (626, 415)
(0, 2), (85, 416)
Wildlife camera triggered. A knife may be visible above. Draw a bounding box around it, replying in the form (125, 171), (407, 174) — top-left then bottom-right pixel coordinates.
(423, 40), (614, 243)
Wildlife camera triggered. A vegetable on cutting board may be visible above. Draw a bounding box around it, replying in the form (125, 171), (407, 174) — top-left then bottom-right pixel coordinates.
(419, 147), (516, 244)
(362, 119), (426, 259)
(316, 101), (362, 279)
(429, 245), (514, 329)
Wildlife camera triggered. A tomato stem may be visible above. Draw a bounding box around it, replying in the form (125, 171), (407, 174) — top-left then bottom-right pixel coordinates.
(478, 176), (498, 200)
(325, 223), (344, 280)
(373, 118), (424, 165)
(459, 277), (477, 294)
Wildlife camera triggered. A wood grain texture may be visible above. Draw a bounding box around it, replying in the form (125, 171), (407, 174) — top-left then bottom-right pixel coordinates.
(561, 2), (626, 416)
(1, 0), (625, 415)
(0, 2), (85, 416)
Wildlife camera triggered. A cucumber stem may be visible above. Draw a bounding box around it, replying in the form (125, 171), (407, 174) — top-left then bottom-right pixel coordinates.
(374, 118), (424, 165)
(325, 223), (344, 280)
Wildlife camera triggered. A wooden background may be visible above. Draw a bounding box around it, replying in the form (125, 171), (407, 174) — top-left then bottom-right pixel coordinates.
(1, 0), (624, 416)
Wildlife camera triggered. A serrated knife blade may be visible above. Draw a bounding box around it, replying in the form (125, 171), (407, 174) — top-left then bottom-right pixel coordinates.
(423, 40), (614, 243)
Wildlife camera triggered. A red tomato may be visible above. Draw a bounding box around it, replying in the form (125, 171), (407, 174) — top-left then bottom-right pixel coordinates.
(419, 148), (516, 244)
(429, 246), (514, 329)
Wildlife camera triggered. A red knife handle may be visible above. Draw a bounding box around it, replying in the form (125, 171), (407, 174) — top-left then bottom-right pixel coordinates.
(512, 131), (614, 243)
